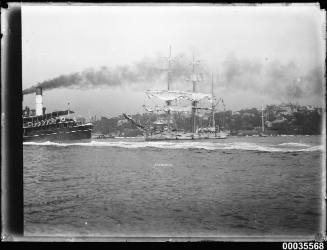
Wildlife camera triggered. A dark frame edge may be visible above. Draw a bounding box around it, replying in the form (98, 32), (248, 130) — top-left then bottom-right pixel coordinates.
(1, 2), (24, 240)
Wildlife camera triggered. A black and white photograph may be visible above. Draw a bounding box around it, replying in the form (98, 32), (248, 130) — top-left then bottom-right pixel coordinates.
(1, 2), (326, 242)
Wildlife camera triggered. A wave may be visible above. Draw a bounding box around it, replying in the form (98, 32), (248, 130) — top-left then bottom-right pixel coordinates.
(278, 142), (311, 147)
(23, 140), (323, 152)
(299, 145), (323, 152)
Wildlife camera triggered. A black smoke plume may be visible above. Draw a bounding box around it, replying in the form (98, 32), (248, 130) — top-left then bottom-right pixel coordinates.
(22, 54), (192, 95)
(23, 52), (324, 104)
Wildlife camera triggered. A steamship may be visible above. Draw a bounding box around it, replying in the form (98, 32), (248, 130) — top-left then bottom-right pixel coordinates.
(23, 87), (93, 142)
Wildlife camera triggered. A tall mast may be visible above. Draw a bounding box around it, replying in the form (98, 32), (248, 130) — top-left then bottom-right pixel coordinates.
(261, 104), (265, 133)
(222, 99), (225, 130)
(167, 45), (172, 91)
(190, 53), (200, 133)
(67, 101), (70, 117)
(191, 54), (198, 92)
(166, 46), (172, 132)
(211, 73), (215, 128)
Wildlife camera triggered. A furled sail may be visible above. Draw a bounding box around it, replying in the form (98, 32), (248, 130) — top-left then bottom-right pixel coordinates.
(183, 92), (212, 102)
(145, 90), (187, 102)
(145, 90), (212, 102)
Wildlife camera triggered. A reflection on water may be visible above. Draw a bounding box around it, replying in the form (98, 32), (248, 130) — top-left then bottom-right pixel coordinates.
(24, 135), (324, 237)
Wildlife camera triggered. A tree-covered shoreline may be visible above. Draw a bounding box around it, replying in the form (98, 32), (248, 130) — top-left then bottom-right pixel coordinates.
(91, 103), (324, 137)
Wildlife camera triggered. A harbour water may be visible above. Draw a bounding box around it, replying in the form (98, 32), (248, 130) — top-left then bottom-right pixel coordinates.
(23, 135), (325, 237)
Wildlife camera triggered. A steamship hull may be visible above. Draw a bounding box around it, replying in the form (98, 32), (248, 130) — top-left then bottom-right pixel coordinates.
(23, 124), (93, 142)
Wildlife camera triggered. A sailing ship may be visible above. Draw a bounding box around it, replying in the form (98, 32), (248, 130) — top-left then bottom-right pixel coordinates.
(124, 47), (228, 141)
(23, 87), (93, 142)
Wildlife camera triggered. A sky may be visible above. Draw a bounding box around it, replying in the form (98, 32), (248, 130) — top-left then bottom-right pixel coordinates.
(21, 3), (325, 118)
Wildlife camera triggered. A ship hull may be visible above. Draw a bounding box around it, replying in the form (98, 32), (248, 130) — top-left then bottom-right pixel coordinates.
(145, 137), (227, 141)
(23, 124), (92, 142)
(145, 132), (228, 141)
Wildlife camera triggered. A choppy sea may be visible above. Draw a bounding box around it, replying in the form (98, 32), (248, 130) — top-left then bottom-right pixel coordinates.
(23, 135), (325, 238)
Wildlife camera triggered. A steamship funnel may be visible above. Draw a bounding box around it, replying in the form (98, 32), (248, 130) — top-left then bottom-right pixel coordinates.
(35, 87), (43, 116)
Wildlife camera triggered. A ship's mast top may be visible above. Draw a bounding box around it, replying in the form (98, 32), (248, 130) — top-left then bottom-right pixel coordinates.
(168, 45), (172, 91)
(190, 53), (201, 93)
(160, 45), (174, 91)
(67, 101), (70, 116)
(162, 45), (174, 91)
